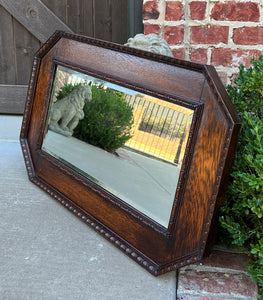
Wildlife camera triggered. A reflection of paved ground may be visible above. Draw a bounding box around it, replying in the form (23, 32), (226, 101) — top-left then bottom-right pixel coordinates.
(43, 130), (181, 228)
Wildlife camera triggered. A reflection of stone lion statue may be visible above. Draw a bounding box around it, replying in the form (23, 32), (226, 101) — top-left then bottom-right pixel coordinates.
(49, 85), (92, 136)
(125, 33), (173, 57)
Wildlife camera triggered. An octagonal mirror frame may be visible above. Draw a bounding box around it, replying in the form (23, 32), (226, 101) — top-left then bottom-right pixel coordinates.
(20, 31), (241, 276)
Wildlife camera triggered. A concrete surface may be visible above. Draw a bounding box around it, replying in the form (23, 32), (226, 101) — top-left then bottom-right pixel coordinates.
(0, 116), (176, 300)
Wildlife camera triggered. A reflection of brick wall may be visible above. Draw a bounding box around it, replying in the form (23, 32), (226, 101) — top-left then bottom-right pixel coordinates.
(143, 0), (263, 84)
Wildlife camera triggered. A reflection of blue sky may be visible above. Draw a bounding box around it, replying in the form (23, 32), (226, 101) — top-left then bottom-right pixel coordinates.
(104, 82), (138, 96)
(69, 69), (139, 97)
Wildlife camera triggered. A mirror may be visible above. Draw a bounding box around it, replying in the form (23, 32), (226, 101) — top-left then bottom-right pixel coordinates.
(21, 31), (241, 276)
(42, 66), (194, 228)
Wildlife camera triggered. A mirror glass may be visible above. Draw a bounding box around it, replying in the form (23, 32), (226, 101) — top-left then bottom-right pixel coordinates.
(42, 65), (194, 228)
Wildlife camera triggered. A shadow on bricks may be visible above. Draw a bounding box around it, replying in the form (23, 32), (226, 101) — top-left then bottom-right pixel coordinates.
(176, 249), (258, 300)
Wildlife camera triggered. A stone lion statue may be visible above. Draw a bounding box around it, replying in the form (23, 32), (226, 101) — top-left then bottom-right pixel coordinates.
(49, 85), (92, 136)
(125, 33), (173, 57)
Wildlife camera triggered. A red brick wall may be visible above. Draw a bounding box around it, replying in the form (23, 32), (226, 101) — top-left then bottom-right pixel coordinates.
(143, 0), (263, 84)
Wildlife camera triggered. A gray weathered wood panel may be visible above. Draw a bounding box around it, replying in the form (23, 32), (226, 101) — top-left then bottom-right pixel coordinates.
(13, 20), (40, 85)
(93, 0), (127, 44)
(41, 0), (67, 24)
(111, 0), (128, 43)
(0, 0), (132, 114)
(0, 85), (27, 114)
(0, 0), (72, 43)
(67, 0), (94, 36)
(94, 0), (112, 41)
(0, 6), (16, 85)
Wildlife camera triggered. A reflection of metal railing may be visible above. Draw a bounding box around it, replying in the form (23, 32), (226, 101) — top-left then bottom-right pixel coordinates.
(125, 95), (193, 165)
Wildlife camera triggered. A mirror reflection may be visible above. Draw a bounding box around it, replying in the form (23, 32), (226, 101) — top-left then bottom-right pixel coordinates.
(42, 66), (194, 228)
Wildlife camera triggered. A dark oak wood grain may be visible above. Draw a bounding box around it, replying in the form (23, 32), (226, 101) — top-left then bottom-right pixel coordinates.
(20, 31), (241, 275)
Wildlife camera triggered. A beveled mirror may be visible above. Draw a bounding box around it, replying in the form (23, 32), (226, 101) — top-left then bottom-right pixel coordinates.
(20, 31), (241, 275)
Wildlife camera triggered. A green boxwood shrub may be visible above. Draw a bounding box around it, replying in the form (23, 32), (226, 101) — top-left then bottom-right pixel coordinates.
(73, 85), (134, 152)
(219, 55), (263, 297)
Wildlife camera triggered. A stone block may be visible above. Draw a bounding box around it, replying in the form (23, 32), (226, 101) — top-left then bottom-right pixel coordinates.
(144, 24), (160, 36)
(190, 26), (229, 45)
(171, 48), (185, 60)
(190, 1), (207, 21)
(190, 48), (208, 64)
(211, 2), (259, 22)
(200, 250), (250, 272)
(164, 25), (184, 44)
(211, 48), (261, 67)
(177, 250), (259, 299)
(233, 27), (263, 45)
(165, 1), (183, 21)
(177, 270), (258, 299)
(143, 1), (160, 20)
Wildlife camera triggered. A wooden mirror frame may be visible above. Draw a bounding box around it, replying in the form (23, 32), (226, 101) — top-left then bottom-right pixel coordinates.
(20, 31), (241, 276)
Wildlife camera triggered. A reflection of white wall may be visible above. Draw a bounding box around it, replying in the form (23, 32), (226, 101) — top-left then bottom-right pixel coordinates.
(42, 130), (181, 228)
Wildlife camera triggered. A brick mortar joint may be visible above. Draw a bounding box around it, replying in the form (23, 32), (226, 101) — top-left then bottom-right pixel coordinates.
(143, 0), (263, 84)
(207, 47), (212, 64)
(158, 0), (166, 38)
(183, 0), (191, 60)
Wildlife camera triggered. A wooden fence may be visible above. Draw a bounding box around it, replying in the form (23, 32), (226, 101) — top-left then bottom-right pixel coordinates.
(125, 95), (193, 165)
(0, 0), (142, 114)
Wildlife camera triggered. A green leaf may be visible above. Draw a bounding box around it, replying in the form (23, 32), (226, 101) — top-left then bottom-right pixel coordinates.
(220, 55), (263, 297)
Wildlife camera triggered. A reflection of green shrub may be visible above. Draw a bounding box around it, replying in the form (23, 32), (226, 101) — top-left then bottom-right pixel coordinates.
(73, 85), (134, 152)
(219, 55), (263, 297)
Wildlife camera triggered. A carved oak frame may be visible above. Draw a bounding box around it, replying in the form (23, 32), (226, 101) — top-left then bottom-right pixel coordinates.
(20, 31), (241, 276)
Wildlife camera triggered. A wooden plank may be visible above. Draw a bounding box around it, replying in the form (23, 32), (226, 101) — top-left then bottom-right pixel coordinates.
(94, 0), (112, 41)
(13, 19), (41, 85)
(0, 6), (16, 84)
(0, 0), (72, 43)
(67, 0), (93, 36)
(0, 85), (27, 114)
(111, 0), (128, 44)
(94, 0), (128, 43)
(133, 0), (143, 36)
(127, 0), (143, 38)
(40, 0), (67, 24)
